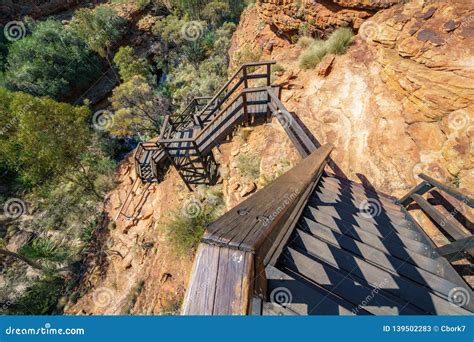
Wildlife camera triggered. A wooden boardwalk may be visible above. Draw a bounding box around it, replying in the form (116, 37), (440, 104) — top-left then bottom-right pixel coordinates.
(183, 146), (473, 315)
(130, 60), (473, 316)
(134, 62), (276, 190)
(264, 174), (473, 315)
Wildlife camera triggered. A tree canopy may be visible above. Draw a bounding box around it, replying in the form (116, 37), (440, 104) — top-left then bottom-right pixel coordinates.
(0, 89), (91, 185)
(4, 20), (100, 100)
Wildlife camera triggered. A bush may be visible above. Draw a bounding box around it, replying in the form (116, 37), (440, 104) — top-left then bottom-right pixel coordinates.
(297, 36), (314, 48)
(70, 6), (126, 58)
(5, 20), (100, 100)
(326, 27), (354, 54)
(19, 238), (69, 263)
(167, 190), (224, 254)
(114, 46), (152, 82)
(237, 152), (261, 180)
(12, 276), (65, 315)
(298, 27), (354, 69)
(298, 39), (327, 69)
(167, 205), (216, 254)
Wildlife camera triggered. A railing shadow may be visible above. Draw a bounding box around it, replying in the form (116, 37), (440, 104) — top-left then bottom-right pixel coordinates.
(289, 111), (347, 179)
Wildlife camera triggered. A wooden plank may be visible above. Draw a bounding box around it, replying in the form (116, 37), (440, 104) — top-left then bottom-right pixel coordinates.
(298, 218), (453, 277)
(286, 232), (472, 314)
(212, 248), (253, 315)
(314, 185), (406, 219)
(419, 173), (474, 208)
(182, 244), (220, 315)
(265, 265), (361, 315)
(321, 178), (401, 211)
(323, 174), (396, 200)
(293, 228), (473, 307)
(398, 181), (433, 207)
(301, 210), (436, 258)
(411, 194), (469, 241)
(309, 192), (413, 230)
(436, 236), (474, 261)
(263, 302), (299, 316)
(280, 247), (422, 315)
(305, 205), (422, 241)
(203, 144), (333, 252)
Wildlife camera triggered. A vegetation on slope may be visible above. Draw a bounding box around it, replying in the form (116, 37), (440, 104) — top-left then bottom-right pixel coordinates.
(299, 27), (354, 69)
(0, 0), (254, 315)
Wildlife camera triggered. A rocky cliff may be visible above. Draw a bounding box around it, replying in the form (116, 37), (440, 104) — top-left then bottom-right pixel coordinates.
(232, 0), (473, 197)
(256, 0), (403, 38)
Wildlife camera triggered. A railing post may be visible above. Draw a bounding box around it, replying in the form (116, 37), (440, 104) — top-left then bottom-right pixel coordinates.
(266, 64), (272, 123)
(242, 66), (250, 126)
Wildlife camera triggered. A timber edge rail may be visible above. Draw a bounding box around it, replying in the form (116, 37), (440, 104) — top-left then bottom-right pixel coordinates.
(182, 144), (334, 315)
(398, 173), (474, 261)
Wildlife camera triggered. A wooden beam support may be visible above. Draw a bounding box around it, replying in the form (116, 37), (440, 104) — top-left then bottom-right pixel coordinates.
(436, 236), (474, 261)
(398, 180), (433, 207)
(419, 173), (474, 208)
(411, 193), (469, 241)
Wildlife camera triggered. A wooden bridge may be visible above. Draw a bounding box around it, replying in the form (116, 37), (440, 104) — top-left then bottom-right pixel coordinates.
(131, 60), (473, 315)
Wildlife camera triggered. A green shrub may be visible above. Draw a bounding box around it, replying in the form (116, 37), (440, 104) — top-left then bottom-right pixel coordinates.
(236, 152), (261, 180)
(297, 36), (315, 48)
(167, 200), (222, 254)
(80, 222), (96, 242)
(19, 238), (69, 263)
(12, 276), (65, 315)
(114, 46), (152, 82)
(298, 39), (327, 69)
(326, 27), (354, 54)
(5, 20), (100, 100)
(298, 27), (354, 69)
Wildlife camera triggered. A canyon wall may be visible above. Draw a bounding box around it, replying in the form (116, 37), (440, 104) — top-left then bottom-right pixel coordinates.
(231, 0), (473, 196)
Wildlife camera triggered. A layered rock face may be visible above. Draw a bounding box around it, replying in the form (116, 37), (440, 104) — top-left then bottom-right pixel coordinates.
(231, 0), (473, 196)
(256, 0), (403, 37)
